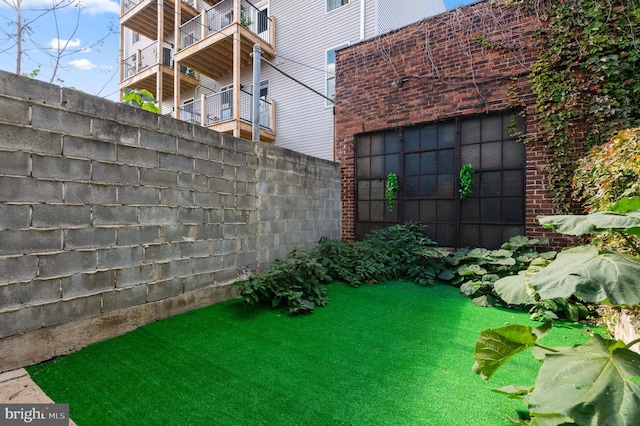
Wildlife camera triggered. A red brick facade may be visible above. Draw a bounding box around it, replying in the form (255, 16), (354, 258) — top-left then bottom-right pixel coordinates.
(335, 0), (576, 247)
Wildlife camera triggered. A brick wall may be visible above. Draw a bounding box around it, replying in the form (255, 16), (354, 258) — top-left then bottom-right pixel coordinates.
(0, 71), (341, 372)
(335, 0), (578, 246)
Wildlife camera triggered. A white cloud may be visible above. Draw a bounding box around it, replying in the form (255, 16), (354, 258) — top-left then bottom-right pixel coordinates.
(48, 38), (82, 50)
(69, 58), (96, 70)
(16, 0), (119, 15)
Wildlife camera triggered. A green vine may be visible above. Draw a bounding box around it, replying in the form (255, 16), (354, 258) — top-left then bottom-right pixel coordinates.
(386, 172), (400, 211)
(459, 164), (475, 200)
(524, 0), (640, 213)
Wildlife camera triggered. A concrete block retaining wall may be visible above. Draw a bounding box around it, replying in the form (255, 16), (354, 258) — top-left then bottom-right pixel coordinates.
(0, 71), (341, 372)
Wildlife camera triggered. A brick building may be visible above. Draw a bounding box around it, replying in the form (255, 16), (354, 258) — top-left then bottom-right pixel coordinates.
(335, 0), (573, 248)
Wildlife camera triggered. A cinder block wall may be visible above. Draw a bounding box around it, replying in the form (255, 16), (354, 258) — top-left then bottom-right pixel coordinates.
(0, 71), (341, 372)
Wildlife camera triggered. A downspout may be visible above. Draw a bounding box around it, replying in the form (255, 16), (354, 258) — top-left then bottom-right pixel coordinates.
(360, 0), (365, 41)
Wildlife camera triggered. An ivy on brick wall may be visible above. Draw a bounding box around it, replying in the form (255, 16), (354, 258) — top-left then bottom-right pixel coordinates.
(524, 0), (640, 213)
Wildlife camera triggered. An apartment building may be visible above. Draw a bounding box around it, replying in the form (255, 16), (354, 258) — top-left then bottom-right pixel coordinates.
(119, 0), (446, 161)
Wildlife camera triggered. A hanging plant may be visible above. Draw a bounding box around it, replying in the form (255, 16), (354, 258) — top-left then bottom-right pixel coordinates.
(386, 172), (400, 211)
(459, 164), (475, 200)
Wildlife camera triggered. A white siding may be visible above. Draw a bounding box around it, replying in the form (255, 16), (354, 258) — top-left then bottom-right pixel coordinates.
(375, 0), (446, 35)
(266, 0), (361, 160)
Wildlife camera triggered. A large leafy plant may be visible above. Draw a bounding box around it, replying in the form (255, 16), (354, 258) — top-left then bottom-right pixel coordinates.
(237, 223), (442, 314)
(474, 197), (640, 424)
(439, 236), (556, 309)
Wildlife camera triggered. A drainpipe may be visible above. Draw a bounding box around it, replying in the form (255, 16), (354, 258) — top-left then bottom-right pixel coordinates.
(252, 44), (262, 142)
(360, 0), (365, 41)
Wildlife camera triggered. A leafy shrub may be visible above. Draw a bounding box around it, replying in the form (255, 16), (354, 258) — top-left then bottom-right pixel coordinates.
(438, 236), (556, 308)
(122, 88), (160, 113)
(236, 249), (330, 314)
(237, 223), (442, 314)
(573, 127), (640, 212)
(473, 196), (640, 425)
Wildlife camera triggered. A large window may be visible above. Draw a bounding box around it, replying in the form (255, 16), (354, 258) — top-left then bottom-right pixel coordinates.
(327, 0), (349, 13)
(355, 110), (526, 248)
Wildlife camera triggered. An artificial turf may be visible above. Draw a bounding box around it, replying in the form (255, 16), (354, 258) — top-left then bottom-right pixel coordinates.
(27, 281), (600, 425)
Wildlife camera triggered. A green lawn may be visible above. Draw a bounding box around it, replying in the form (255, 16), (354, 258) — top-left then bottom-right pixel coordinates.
(27, 282), (599, 425)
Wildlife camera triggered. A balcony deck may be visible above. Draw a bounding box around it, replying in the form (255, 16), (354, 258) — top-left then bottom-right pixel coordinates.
(121, 0), (202, 40)
(120, 65), (198, 101)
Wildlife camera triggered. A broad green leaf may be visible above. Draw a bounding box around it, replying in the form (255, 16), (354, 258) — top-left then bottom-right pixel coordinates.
(527, 335), (640, 425)
(538, 212), (640, 236)
(529, 246), (640, 305)
(610, 197), (640, 213)
(473, 324), (542, 380)
(457, 264), (487, 276)
(472, 294), (495, 307)
(438, 269), (456, 280)
(528, 414), (576, 426)
(494, 272), (536, 305)
(493, 384), (532, 399)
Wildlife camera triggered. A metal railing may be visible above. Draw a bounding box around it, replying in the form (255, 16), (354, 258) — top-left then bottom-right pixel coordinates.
(241, 0), (272, 44)
(178, 100), (203, 125)
(178, 88), (272, 131)
(123, 53), (137, 79)
(122, 0), (144, 14)
(122, 41), (178, 79)
(179, 15), (203, 49)
(179, 0), (272, 49)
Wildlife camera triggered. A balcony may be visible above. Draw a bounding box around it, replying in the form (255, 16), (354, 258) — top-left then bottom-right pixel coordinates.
(120, 41), (198, 100)
(121, 0), (210, 41)
(174, 0), (275, 80)
(177, 89), (276, 142)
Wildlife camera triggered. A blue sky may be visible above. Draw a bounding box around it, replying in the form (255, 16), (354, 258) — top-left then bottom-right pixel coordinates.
(0, 0), (476, 102)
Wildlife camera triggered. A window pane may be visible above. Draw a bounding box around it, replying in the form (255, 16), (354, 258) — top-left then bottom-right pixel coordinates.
(482, 116), (502, 142)
(385, 131), (400, 153)
(384, 153), (400, 175)
(357, 157), (370, 178)
(438, 149), (454, 173)
(503, 170), (523, 196)
(502, 197), (523, 223)
(481, 142), (502, 169)
(460, 119), (480, 145)
(405, 153), (420, 175)
(460, 198), (480, 221)
(480, 171), (501, 197)
(460, 144), (480, 170)
(481, 198), (501, 222)
(357, 181), (370, 200)
(371, 134), (384, 155)
(371, 201), (384, 221)
(438, 123), (456, 147)
(437, 200), (455, 222)
(405, 176), (419, 198)
(422, 151), (437, 174)
(356, 137), (370, 157)
(420, 175), (437, 197)
(421, 126), (437, 150)
(371, 156), (384, 177)
(358, 201), (370, 221)
(404, 128), (420, 152)
(420, 200), (437, 223)
(405, 201), (419, 222)
(503, 140), (525, 168)
(437, 173), (455, 197)
(371, 180), (385, 199)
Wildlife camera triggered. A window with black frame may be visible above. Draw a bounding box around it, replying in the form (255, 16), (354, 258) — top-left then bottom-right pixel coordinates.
(354, 111), (526, 248)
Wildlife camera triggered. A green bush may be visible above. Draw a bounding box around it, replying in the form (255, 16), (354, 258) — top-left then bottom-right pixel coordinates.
(573, 127), (640, 212)
(236, 248), (330, 314)
(236, 223), (442, 314)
